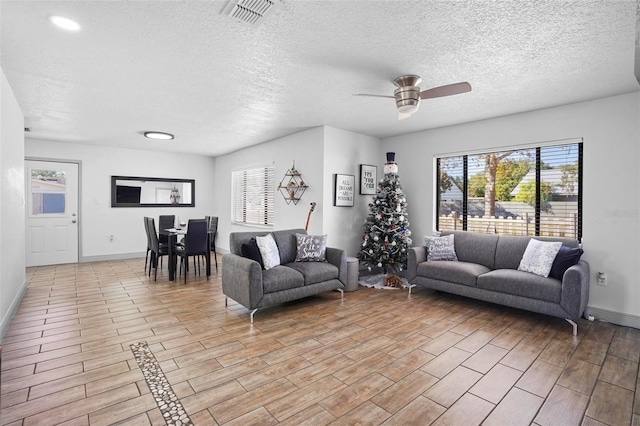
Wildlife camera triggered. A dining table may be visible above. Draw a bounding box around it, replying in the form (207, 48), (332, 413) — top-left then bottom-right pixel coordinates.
(161, 227), (213, 282)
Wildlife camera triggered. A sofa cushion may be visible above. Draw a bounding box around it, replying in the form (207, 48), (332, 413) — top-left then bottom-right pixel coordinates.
(493, 235), (531, 270)
(442, 231), (498, 269)
(417, 260), (490, 286)
(272, 229), (305, 264)
(518, 239), (562, 277)
(477, 269), (562, 303)
(262, 265), (304, 293)
(425, 234), (458, 261)
(285, 261), (339, 285)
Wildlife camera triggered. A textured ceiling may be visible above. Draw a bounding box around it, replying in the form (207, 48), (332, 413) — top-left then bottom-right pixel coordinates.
(1, 1), (638, 156)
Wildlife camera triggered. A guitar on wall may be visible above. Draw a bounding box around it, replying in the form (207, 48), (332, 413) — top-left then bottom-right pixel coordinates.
(305, 202), (316, 232)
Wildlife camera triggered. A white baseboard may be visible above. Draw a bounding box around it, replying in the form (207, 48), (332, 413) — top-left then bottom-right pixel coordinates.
(80, 252), (146, 263)
(0, 279), (28, 343)
(83, 248), (229, 264)
(586, 305), (640, 329)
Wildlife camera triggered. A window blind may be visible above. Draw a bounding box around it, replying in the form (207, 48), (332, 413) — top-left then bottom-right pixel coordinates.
(538, 143), (582, 239)
(436, 141), (582, 240)
(232, 165), (275, 226)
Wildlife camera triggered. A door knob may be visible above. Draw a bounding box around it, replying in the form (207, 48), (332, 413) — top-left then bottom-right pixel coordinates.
(72, 220), (77, 223)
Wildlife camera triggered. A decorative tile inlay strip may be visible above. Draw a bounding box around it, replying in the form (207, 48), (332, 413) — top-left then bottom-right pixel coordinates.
(130, 342), (193, 426)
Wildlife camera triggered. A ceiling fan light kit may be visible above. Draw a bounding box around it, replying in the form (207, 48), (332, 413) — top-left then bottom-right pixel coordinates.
(355, 74), (472, 120)
(394, 75), (421, 117)
(394, 86), (421, 118)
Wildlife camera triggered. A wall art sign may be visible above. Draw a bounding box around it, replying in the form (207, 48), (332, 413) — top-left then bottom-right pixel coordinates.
(359, 164), (377, 195)
(333, 173), (355, 207)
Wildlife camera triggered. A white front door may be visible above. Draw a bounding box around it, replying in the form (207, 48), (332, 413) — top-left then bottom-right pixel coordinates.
(25, 160), (79, 266)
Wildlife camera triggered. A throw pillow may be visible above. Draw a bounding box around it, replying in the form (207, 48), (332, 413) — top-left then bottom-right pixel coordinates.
(549, 246), (584, 280)
(518, 239), (563, 277)
(295, 234), (327, 262)
(240, 238), (264, 268)
(425, 234), (458, 261)
(255, 233), (281, 270)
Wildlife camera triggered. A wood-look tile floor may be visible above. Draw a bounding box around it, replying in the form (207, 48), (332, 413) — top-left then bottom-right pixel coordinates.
(2, 258), (640, 425)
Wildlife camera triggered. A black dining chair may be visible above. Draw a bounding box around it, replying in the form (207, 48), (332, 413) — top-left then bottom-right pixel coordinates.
(147, 217), (169, 281)
(158, 215), (175, 245)
(205, 216), (219, 273)
(143, 217), (152, 274)
(176, 219), (209, 283)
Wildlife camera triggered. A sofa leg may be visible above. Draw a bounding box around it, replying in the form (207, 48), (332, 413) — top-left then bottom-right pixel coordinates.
(565, 318), (577, 336)
(338, 288), (344, 300)
(250, 309), (258, 324)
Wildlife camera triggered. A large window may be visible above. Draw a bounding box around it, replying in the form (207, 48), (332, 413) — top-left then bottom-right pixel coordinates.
(437, 140), (582, 240)
(232, 165), (275, 226)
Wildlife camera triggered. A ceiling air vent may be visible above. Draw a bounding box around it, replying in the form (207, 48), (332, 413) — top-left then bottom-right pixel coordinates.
(222, 0), (278, 26)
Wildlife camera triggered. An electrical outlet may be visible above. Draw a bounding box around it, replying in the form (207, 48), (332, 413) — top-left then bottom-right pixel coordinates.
(109, 235), (115, 243)
(597, 272), (607, 286)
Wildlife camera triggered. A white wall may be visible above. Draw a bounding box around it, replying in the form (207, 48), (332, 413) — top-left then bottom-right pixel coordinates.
(212, 126), (383, 255)
(25, 139), (216, 261)
(0, 69), (26, 341)
(383, 92), (640, 327)
(213, 127), (325, 252)
(323, 127), (382, 256)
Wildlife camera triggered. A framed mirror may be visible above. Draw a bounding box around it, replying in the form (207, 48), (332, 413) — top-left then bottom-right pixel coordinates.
(111, 176), (195, 207)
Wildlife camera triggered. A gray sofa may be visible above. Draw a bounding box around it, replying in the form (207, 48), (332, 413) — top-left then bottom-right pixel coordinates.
(407, 231), (590, 335)
(222, 228), (347, 323)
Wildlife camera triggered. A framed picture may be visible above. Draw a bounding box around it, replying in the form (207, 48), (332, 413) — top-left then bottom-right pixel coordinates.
(333, 174), (355, 207)
(359, 164), (377, 195)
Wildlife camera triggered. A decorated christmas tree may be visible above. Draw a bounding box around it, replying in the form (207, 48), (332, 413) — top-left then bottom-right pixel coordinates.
(358, 152), (412, 280)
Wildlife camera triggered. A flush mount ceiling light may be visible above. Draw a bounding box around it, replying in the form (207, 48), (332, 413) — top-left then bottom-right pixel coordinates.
(144, 131), (174, 140)
(48, 15), (81, 31)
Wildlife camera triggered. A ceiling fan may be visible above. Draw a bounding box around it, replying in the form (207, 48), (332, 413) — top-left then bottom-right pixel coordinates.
(354, 75), (472, 120)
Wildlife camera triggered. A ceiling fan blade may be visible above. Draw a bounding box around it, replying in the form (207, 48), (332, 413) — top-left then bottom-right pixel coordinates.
(419, 82), (472, 99)
(353, 93), (395, 99)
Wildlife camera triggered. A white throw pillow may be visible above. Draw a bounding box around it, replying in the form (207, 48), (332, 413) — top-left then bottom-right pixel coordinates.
(518, 239), (563, 277)
(255, 233), (281, 270)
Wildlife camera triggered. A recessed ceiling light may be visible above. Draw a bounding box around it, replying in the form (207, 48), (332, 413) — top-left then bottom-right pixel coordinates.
(144, 131), (174, 140)
(49, 15), (81, 31)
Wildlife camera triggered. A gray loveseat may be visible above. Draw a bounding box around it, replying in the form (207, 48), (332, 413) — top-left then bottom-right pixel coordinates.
(222, 228), (347, 323)
(407, 231), (590, 335)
